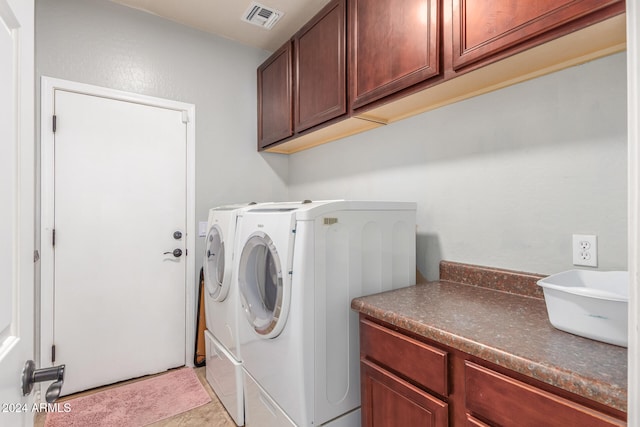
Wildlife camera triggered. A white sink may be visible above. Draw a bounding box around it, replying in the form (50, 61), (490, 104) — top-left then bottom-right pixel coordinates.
(537, 270), (628, 347)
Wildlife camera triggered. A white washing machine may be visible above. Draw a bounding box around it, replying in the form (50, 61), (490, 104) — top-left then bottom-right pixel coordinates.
(203, 202), (262, 426)
(235, 200), (416, 426)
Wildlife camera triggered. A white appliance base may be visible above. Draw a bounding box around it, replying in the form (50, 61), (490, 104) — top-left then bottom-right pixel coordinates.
(322, 408), (361, 427)
(243, 369), (296, 427)
(205, 330), (244, 426)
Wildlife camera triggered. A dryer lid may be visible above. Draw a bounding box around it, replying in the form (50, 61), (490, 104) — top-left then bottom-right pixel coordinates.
(238, 232), (289, 338)
(203, 225), (228, 301)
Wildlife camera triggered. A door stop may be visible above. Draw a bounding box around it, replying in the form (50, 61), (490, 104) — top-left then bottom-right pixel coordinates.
(21, 360), (65, 403)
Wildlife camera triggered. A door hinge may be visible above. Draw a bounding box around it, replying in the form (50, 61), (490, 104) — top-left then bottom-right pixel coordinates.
(181, 111), (189, 123)
(52, 229), (56, 247)
(52, 115), (57, 133)
(34, 250), (40, 262)
(51, 345), (56, 363)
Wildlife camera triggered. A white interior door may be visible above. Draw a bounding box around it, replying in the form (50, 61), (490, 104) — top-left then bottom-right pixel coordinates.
(52, 90), (187, 396)
(0, 0), (35, 425)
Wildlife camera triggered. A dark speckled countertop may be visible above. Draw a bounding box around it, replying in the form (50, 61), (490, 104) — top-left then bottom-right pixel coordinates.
(351, 261), (628, 413)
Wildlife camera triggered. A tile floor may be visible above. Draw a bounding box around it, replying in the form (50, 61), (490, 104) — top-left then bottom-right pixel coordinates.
(34, 367), (235, 427)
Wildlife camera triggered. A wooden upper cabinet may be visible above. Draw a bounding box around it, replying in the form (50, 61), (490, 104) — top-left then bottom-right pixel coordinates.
(350, 0), (440, 110)
(258, 0), (624, 152)
(451, 0), (625, 71)
(294, 0), (346, 132)
(258, 41), (293, 150)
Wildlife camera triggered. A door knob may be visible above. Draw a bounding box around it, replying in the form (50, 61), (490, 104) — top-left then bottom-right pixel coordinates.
(22, 360), (65, 403)
(164, 248), (183, 257)
(173, 231), (182, 240)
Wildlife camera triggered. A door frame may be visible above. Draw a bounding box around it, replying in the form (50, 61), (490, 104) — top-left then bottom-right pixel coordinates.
(627, 1), (639, 423)
(0, 0), (35, 423)
(39, 77), (197, 390)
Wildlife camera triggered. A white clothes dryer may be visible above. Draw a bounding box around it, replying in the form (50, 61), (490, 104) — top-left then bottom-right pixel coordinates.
(203, 202), (263, 426)
(235, 200), (416, 427)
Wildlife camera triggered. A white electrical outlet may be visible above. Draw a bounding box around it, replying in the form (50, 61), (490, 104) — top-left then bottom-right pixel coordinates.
(572, 234), (598, 267)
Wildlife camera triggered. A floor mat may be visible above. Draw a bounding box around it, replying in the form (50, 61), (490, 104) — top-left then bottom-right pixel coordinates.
(44, 368), (211, 427)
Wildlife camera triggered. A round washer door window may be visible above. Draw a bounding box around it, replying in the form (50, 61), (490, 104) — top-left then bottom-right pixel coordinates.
(238, 233), (286, 337)
(203, 225), (227, 301)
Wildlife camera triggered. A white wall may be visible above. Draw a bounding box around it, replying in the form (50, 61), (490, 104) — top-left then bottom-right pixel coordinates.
(35, 0), (289, 275)
(30, 1), (633, 415)
(289, 53), (628, 280)
(35, 0), (627, 283)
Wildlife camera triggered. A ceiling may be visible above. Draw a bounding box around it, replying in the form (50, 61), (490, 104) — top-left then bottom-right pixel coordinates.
(110, 0), (332, 52)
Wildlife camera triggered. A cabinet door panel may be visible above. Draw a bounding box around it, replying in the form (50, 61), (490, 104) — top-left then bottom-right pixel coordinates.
(452, 0), (623, 70)
(258, 41), (293, 149)
(466, 415), (491, 427)
(361, 359), (448, 427)
(350, 0), (440, 109)
(295, 0), (346, 132)
(465, 362), (626, 427)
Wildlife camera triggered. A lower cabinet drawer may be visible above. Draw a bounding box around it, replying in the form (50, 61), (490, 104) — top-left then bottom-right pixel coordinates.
(466, 414), (490, 427)
(360, 318), (448, 396)
(361, 359), (448, 427)
(465, 362), (625, 427)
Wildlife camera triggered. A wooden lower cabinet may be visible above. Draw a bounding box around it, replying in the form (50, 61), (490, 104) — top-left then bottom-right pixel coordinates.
(360, 318), (448, 396)
(464, 362), (625, 427)
(359, 315), (626, 427)
(361, 359), (448, 427)
(465, 415), (490, 427)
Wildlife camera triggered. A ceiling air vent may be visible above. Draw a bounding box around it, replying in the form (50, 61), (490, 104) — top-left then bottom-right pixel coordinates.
(242, 2), (284, 30)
